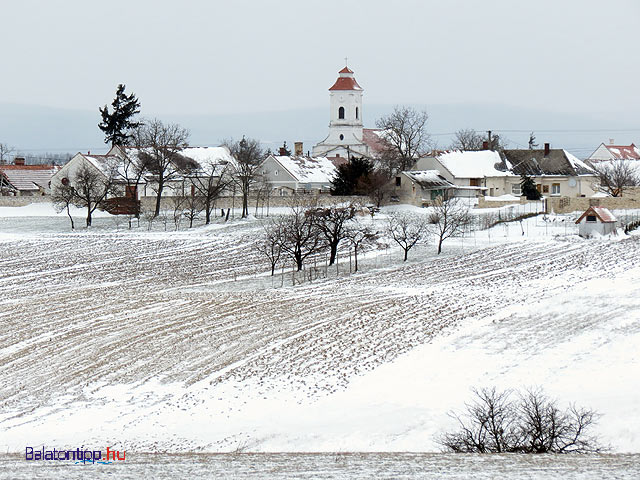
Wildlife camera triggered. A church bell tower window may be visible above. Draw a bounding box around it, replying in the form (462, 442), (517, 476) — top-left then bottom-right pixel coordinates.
(356, 107), (359, 120)
(338, 106), (345, 119)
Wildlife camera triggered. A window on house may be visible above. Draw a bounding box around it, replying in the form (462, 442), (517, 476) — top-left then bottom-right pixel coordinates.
(542, 185), (549, 193)
(511, 183), (521, 195)
(339, 134), (344, 141)
(552, 183), (560, 195)
(395, 176), (401, 187)
(469, 178), (481, 187)
(586, 214), (597, 222)
(338, 106), (345, 119)
(275, 170), (278, 176)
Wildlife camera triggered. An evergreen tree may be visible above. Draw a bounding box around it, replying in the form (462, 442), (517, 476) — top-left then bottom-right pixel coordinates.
(330, 156), (373, 195)
(98, 84), (141, 147)
(520, 174), (541, 200)
(528, 132), (538, 150)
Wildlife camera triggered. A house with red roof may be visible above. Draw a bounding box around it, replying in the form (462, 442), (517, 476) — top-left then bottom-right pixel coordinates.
(0, 159), (60, 196)
(587, 142), (640, 162)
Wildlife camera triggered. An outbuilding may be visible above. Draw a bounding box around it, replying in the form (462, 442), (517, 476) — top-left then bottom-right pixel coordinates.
(575, 206), (617, 237)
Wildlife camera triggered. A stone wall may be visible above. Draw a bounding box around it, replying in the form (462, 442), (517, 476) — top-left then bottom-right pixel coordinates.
(547, 187), (640, 213)
(477, 197), (529, 209)
(0, 196), (50, 207)
(139, 194), (364, 212)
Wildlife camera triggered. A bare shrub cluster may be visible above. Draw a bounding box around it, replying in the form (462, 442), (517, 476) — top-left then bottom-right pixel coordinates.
(439, 387), (603, 454)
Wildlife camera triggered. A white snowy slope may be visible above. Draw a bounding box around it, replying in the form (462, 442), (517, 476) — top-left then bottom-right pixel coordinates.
(0, 214), (638, 453)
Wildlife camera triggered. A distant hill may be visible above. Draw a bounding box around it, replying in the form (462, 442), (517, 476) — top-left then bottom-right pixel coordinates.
(1, 102), (638, 159)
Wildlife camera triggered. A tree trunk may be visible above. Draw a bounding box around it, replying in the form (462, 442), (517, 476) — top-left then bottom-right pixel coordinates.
(66, 205), (74, 230)
(205, 199), (211, 224)
(354, 245), (358, 272)
(328, 242), (338, 266)
(86, 203), (92, 227)
(437, 237), (443, 254)
(271, 263), (275, 276)
(154, 181), (164, 217)
(295, 252), (303, 271)
(403, 248), (408, 261)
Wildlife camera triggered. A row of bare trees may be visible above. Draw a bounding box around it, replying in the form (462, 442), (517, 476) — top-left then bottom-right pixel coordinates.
(257, 195), (472, 275)
(439, 387), (603, 454)
(258, 202), (379, 274)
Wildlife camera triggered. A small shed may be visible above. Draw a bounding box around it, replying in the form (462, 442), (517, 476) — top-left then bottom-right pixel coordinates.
(575, 206), (617, 237)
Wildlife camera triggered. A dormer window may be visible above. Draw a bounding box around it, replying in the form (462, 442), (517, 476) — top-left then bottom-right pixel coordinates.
(338, 106), (345, 119)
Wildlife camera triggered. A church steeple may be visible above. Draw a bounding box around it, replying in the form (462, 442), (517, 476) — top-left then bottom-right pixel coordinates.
(312, 65), (369, 158)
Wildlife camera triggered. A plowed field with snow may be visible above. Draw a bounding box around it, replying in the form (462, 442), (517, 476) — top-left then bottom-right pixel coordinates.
(1, 215), (639, 452)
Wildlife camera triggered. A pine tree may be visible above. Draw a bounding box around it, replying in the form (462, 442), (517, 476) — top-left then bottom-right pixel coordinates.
(520, 174), (541, 200)
(330, 157), (373, 195)
(528, 132), (538, 150)
(98, 84), (141, 147)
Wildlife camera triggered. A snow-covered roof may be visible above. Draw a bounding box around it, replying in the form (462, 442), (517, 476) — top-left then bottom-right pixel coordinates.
(604, 144), (640, 160)
(436, 150), (508, 178)
(575, 206), (616, 224)
(116, 146), (234, 176)
(403, 170), (453, 189)
(0, 165), (60, 191)
(271, 155), (337, 184)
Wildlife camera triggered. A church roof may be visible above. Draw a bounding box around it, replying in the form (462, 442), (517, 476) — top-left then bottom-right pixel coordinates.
(329, 66), (362, 91)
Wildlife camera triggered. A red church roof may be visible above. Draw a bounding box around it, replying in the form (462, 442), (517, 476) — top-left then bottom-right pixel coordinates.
(329, 67), (362, 91)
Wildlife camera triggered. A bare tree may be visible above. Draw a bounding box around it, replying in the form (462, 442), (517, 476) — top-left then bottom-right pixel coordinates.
(227, 136), (264, 218)
(51, 182), (76, 230)
(429, 195), (471, 254)
(0, 143), (14, 165)
(133, 119), (190, 217)
(257, 219), (283, 276)
(375, 106), (430, 174)
(70, 163), (117, 227)
(440, 387), (520, 454)
(309, 203), (358, 266)
(387, 213), (430, 261)
(356, 170), (392, 207)
(439, 387), (603, 454)
(279, 200), (324, 271)
(181, 191), (203, 228)
(450, 129), (484, 151)
(191, 157), (233, 224)
(344, 220), (379, 272)
(591, 159), (639, 197)
(170, 194), (186, 230)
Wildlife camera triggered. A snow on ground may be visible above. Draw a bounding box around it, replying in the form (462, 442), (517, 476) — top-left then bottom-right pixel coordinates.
(0, 202), (639, 453)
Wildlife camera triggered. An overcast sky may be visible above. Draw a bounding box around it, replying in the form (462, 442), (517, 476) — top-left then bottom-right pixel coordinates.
(1, 0), (639, 118)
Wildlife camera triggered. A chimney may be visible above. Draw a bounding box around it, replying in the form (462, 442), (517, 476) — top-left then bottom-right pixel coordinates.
(14, 157), (26, 166)
(294, 142), (303, 156)
(544, 143), (550, 156)
(278, 147), (287, 156)
(482, 141), (489, 150)
(609, 138), (615, 145)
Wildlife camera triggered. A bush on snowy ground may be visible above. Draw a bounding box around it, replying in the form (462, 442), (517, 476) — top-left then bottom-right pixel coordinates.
(439, 386), (604, 454)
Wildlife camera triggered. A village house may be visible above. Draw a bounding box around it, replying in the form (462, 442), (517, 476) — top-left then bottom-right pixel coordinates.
(389, 170), (455, 206)
(587, 141), (640, 162)
(415, 144), (599, 199)
(260, 151), (337, 196)
(0, 158), (60, 196)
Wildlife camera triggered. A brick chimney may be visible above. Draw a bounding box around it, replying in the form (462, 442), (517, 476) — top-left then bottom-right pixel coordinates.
(544, 143), (550, 156)
(14, 157), (26, 166)
(482, 141), (489, 150)
(294, 142), (303, 156)
(278, 147), (287, 156)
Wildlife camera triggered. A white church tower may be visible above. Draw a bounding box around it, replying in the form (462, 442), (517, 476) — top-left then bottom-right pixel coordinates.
(312, 66), (371, 159)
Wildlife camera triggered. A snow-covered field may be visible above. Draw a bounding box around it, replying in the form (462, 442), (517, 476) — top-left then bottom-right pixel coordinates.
(1, 202), (639, 455)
